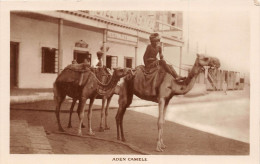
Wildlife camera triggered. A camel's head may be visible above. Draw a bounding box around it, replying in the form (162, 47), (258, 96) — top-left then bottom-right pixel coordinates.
(112, 67), (133, 78)
(197, 54), (220, 69)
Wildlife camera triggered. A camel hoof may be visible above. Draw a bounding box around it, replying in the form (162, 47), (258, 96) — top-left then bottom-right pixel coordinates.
(117, 137), (121, 140)
(122, 138), (126, 142)
(88, 131), (95, 136)
(59, 128), (65, 132)
(156, 148), (163, 152)
(105, 126), (110, 130)
(78, 132), (82, 136)
(67, 125), (72, 128)
(156, 147), (164, 152)
(99, 127), (105, 132)
(161, 145), (167, 149)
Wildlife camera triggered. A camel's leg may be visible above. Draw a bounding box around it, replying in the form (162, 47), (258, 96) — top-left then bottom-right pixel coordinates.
(156, 98), (165, 152)
(116, 96), (127, 141)
(77, 97), (87, 136)
(119, 105), (127, 142)
(115, 112), (120, 140)
(116, 95), (132, 142)
(104, 96), (112, 130)
(76, 101), (86, 128)
(116, 80), (133, 142)
(68, 98), (77, 128)
(54, 88), (66, 132)
(99, 97), (107, 132)
(87, 97), (95, 135)
(160, 99), (169, 149)
(116, 104), (127, 141)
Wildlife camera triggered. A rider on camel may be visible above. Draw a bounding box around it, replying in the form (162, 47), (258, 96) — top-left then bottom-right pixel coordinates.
(96, 50), (112, 76)
(143, 33), (186, 81)
(96, 51), (104, 67)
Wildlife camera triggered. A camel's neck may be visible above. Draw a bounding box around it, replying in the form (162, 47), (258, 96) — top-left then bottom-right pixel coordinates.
(173, 60), (202, 95)
(96, 73), (120, 94)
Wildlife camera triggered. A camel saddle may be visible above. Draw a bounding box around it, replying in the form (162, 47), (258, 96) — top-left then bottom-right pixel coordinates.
(65, 63), (91, 72)
(134, 65), (166, 96)
(63, 63), (110, 86)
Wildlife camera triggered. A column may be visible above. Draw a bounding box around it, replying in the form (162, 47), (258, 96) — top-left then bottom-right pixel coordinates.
(58, 19), (63, 74)
(179, 46), (182, 75)
(204, 66), (209, 90)
(135, 32), (139, 67)
(135, 46), (138, 67)
(103, 29), (107, 66)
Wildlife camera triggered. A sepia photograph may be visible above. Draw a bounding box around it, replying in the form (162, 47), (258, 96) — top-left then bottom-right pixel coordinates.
(1, 0), (260, 164)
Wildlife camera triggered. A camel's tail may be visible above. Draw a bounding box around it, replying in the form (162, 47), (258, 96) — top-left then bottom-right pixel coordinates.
(53, 82), (59, 107)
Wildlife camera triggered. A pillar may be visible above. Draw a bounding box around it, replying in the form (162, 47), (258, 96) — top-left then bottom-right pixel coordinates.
(58, 19), (63, 74)
(135, 32), (139, 67)
(103, 29), (107, 66)
(179, 46), (182, 75)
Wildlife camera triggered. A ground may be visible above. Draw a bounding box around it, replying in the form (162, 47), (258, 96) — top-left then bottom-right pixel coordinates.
(10, 95), (249, 155)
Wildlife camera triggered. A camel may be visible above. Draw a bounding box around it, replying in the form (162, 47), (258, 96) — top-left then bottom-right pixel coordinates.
(67, 84), (121, 132)
(115, 54), (220, 152)
(54, 65), (131, 136)
(66, 66), (121, 131)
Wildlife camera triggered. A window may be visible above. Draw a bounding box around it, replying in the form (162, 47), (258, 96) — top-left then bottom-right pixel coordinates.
(171, 13), (176, 26)
(42, 47), (58, 73)
(124, 57), (133, 68)
(240, 78), (244, 83)
(106, 55), (118, 69)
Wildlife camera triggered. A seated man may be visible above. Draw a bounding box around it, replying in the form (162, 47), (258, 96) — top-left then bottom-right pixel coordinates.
(96, 51), (104, 67)
(96, 51), (112, 75)
(143, 33), (186, 81)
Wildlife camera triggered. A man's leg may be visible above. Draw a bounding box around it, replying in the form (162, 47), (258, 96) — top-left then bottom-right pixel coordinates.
(159, 60), (186, 80)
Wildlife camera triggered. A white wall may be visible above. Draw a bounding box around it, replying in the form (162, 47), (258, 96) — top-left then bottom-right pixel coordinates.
(11, 14), (58, 88)
(11, 14), (103, 88)
(136, 41), (147, 66)
(107, 42), (135, 68)
(62, 25), (103, 67)
(164, 46), (182, 75)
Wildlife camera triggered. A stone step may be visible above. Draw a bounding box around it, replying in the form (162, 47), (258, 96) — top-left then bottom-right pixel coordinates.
(10, 120), (53, 154)
(10, 120), (32, 154)
(28, 126), (53, 154)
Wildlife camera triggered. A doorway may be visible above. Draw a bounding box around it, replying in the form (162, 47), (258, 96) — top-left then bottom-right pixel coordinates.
(10, 42), (19, 88)
(124, 57), (133, 68)
(73, 50), (91, 65)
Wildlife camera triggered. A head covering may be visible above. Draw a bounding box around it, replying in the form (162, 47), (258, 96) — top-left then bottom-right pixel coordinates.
(96, 51), (104, 58)
(149, 33), (161, 42)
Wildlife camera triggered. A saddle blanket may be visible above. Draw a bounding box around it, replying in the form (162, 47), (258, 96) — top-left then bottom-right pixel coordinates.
(134, 65), (166, 96)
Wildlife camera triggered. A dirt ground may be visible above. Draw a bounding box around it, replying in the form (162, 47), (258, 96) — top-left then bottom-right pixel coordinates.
(10, 101), (249, 155)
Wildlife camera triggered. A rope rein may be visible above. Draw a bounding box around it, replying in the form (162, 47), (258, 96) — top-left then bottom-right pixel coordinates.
(164, 58), (190, 72)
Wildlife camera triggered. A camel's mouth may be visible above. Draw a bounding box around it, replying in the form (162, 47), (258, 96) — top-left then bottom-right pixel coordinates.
(113, 67), (134, 77)
(210, 58), (221, 68)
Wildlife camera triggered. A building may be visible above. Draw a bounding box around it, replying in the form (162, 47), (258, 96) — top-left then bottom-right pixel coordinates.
(10, 10), (184, 88)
